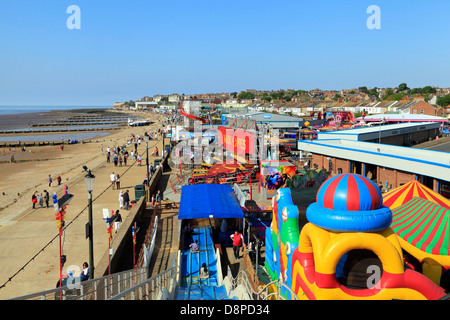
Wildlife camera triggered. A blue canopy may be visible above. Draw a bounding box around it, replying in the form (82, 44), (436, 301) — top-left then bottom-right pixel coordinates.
(178, 184), (244, 220)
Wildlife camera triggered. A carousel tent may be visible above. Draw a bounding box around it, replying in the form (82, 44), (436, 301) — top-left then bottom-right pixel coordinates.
(383, 180), (450, 210)
(391, 197), (450, 258)
(390, 197), (450, 285)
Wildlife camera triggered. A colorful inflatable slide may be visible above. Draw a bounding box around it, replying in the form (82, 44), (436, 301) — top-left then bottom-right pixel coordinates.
(264, 173), (446, 300)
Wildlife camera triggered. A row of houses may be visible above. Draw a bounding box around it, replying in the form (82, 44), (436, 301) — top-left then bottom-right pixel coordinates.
(247, 99), (449, 119)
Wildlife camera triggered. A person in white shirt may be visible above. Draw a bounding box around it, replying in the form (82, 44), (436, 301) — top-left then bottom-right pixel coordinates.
(110, 172), (116, 190)
(119, 190), (123, 209)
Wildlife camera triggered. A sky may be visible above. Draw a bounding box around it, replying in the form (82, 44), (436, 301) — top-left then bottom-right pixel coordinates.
(0, 0), (449, 106)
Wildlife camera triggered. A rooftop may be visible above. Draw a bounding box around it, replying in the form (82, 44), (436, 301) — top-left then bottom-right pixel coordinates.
(317, 122), (441, 141)
(297, 139), (450, 181)
(356, 113), (448, 122)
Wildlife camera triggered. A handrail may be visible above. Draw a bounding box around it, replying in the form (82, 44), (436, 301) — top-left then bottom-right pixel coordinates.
(227, 268), (299, 300)
(109, 266), (177, 300)
(10, 267), (148, 300)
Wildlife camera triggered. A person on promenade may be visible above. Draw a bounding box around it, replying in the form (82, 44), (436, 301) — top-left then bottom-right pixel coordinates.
(122, 190), (130, 210)
(115, 174), (121, 189)
(155, 190), (162, 203)
(110, 172), (116, 190)
(81, 262), (89, 281)
(230, 230), (246, 260)
(119, 190), (124, 209)
(155, 147), (159, 157)
(114, 210), (122, 233)
(43, 189), (49, 208)
(31, 191), (37, 209)
(48, 175), (53, 187)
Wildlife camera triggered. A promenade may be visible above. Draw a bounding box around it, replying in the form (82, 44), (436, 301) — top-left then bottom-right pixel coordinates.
(0, 113), (168, 299)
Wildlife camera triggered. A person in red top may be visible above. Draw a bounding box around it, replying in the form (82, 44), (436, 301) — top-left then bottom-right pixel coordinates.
(230, 230), (246, 260)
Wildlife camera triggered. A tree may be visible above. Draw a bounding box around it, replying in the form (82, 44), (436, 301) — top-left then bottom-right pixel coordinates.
(237, 92), (255, 100)
(359, 86), (368, 94)
(437, 95), (450, 108)
(398, 83), (409, 91)
(382, 88), (394, 100)
(334, 93), (342, 101)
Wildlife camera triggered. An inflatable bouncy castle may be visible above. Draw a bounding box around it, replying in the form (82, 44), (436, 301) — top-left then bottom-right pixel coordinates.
(264, 173), (446, 300)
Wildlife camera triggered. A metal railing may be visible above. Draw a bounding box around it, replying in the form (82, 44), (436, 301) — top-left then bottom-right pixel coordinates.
(109, 265), (177, 300)
(10, 267), (148, 300)
(227, 268), (299, 300)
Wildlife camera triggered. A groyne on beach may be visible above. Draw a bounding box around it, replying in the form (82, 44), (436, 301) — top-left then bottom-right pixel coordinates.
(0, 109), (169, 299)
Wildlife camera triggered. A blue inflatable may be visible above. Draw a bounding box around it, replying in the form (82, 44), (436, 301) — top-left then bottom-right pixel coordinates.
(306, 173), (392, 232)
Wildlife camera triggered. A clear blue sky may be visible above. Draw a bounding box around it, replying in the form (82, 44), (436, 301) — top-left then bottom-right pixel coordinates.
(1, 0), (449, 106)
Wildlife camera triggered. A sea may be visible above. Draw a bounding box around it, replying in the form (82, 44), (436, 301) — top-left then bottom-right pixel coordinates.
(0, 105), (114, 142)
(0, 105), (110, 115)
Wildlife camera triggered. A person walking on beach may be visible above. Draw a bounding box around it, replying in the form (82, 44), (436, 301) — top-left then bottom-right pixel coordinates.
(31, 191), (37, 209)
(122, 190), (130, 210)
(106, 151), (110, 163)
(48, 175), (53, 187)
(230, 230), (246, 260)
(110, 172), (116, 190)
(43, 189), (49, 208)
(39, 193), (44, 208)
(115, 174), (121, 189)
(57, 175), (62, 186)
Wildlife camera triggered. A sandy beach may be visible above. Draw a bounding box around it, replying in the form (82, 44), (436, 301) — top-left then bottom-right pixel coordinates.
(0, 109), (169, 299)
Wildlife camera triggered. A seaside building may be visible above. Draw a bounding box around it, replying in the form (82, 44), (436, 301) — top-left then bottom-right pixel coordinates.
(297, 138), (450, 196)
(316, 122), (441, 147)
(134, 101), (158, 110)
(223, 111), (307, 130)
(355, 113), (448, 125)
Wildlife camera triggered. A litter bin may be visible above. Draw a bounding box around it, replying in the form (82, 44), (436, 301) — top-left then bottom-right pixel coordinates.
(134, 184), (145, 202)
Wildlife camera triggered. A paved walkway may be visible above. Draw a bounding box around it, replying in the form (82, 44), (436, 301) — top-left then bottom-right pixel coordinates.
(0, 124), (167, 299)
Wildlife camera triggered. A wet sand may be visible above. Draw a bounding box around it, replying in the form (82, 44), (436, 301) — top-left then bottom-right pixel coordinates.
(0, 111), (73, 130)
(0, 110), (168, 299)
(0, 110), (151, 221)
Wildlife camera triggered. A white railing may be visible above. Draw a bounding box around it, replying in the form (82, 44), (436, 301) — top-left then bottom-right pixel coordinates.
(10, 267), (148, 300)
(226, 268), (299, 300)
(109, 253), (178, 300)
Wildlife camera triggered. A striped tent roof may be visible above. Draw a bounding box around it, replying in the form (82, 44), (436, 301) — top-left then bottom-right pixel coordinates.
(383, 180), (450, 210)
(391, 197), (450, 256)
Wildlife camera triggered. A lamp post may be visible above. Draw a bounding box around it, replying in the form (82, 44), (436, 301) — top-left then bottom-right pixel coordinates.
(84, 169), (95, 279)
(145, 134), (150, 186)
